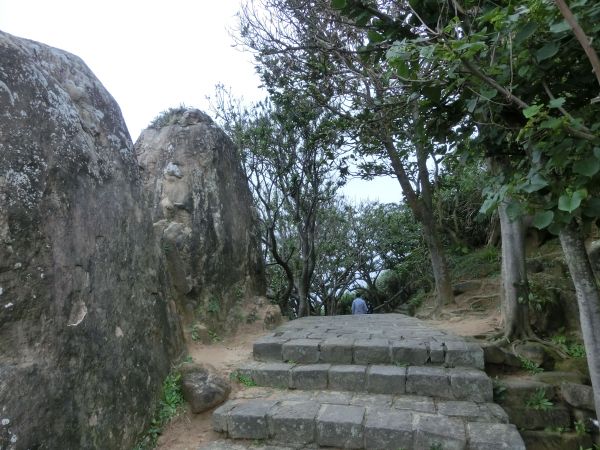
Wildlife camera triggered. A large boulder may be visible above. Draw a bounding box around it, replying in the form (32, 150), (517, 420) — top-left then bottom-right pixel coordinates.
(135, 109), (265, 331)
(0, 31), (183, 449)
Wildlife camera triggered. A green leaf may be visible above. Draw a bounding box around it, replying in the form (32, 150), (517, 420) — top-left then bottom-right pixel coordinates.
(423, 86), (441, 103)
(479, 196), (497, 214)
(558, 190), (587, 213)
(390, 59), (410, 78)
(480, 88), (498, 100)
(594, 147), (600, 159)
(515, 22), (538, 45)
(331, 0), (347, 9)
(583, 198), (600, 218)
(367, 30), (385, 43)
(532, 211), (554, 229)
(540, 117), (563, 129)
(548, 97), (566, 108)
(523, 104), (543, 118)
(536, 42), (560, 61)
(467, 98), (478, 113)
(550, 21), (571, 33)
(573, 157), (600, 177)
(522, 173), (549, 193)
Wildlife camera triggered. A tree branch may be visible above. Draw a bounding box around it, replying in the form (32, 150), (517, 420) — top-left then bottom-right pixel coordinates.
(553, 0), (600, 98)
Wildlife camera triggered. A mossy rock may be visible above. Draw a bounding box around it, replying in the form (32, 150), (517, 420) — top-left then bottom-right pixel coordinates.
(555, 358), (590, 381)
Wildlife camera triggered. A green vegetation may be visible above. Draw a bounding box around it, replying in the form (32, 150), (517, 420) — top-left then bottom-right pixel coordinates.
(208, 329), (222, 343)
(552, 335), (587, 358)
(148, 104), (189, 129)
(525, 388), (554, 411)
(519, 356), (544, 375)
(223, 0), (600, 416)
(230, 371), (257, 387)
(574, 419), (588, 436)
(132, 370), (185, 450)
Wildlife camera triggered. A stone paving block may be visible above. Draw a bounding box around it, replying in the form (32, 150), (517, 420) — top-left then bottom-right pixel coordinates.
(466, 422), (525, 449)
(316, 390), (353, 405)
(267, 400), (320, 445)
(236, 362), (293, 388)
(437, 401), (481, 421)
(254, 336), (286, 361)
(316, 404), (365, 449)
(282, 339), (320, 363)
(450, 368), (493, 402)
(413, 413), (467, 450)
(406, 366), (452, 399)
(350, 393), (393, 408)
(319, 338), (354, 363)
(429, 340), (445, 364)
(366, 365), (407, 395)
(213, 400), (242, 432)
(290, 364), (330, 390)
(393, 395), (436, 413)
(391, 340), (428, 365)
(364, 408), (414, 449)
(353, 338), (390, 364)
(227, 400), (278, 440)
(445, 341), (485, 369)
(328, 365), (367, 392)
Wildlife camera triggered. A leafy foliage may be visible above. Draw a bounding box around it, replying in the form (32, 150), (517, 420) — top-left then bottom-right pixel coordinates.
(148, 104), (190, 129)
(519, 356), (544, 375)
(525, 387), (554, 411)
(133, 371), (184, 449)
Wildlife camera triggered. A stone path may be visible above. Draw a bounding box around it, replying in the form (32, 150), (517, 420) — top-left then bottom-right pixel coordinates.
(201, 314), (525, 449)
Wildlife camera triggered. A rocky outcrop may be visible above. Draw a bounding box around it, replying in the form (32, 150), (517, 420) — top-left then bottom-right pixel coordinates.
(135, 109), (265, 332)
(0, 31), (183, 449)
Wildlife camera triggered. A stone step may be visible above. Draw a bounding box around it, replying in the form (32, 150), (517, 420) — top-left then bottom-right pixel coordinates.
(253, 316), (484, 369)
(211, 390), (524, 449)
(236, 362), (492, 402)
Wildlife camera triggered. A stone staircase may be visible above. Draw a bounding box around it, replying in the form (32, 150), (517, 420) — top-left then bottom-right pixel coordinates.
(201, 314), (525, 449)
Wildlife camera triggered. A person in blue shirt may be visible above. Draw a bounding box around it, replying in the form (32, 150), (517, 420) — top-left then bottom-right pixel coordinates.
(351, 294), (369, 315)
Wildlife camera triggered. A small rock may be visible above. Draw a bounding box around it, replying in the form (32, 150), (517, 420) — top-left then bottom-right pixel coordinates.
(264, 305), (283, 330)
(561, 382), (595, 411)
(514, 342), (555, 369)
(180, 364), (231, 413)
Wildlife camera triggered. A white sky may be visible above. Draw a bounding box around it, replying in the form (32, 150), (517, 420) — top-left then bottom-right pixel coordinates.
(0, 0), (402, 203)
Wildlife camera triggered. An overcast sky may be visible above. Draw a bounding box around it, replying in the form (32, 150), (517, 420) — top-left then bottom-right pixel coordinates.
(0, 0), (402, 203)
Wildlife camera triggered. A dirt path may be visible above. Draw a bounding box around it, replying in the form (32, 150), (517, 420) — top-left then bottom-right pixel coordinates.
(156, 321), (268, 450)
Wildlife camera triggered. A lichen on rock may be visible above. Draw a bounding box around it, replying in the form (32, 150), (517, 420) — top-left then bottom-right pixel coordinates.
(136, 108), (266, 334)
(0, 30), (183, 450)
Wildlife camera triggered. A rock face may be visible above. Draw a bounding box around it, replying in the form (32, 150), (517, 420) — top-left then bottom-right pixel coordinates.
(135, 109), (265, 331)
(0, 31), (183, 449)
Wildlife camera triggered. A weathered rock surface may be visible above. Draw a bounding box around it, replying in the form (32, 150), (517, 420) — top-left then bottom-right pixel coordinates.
(181, 363), (231, 413)
(135, 109), (265, 330)
(560, 382), (595, 411)
(0, 31), (183, 449)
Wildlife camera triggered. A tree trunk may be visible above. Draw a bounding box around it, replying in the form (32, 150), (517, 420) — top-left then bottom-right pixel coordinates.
(382, 135), (454, 316)
(498, 199), (532, 339)
(421, 213), (454, 316)
(559, 223), (600, 416)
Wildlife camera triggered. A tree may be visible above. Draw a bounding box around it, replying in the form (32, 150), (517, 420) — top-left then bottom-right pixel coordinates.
(237, 0), (460, 315)
(332, 0), (600, 411)
(211, 87), (343, 317)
